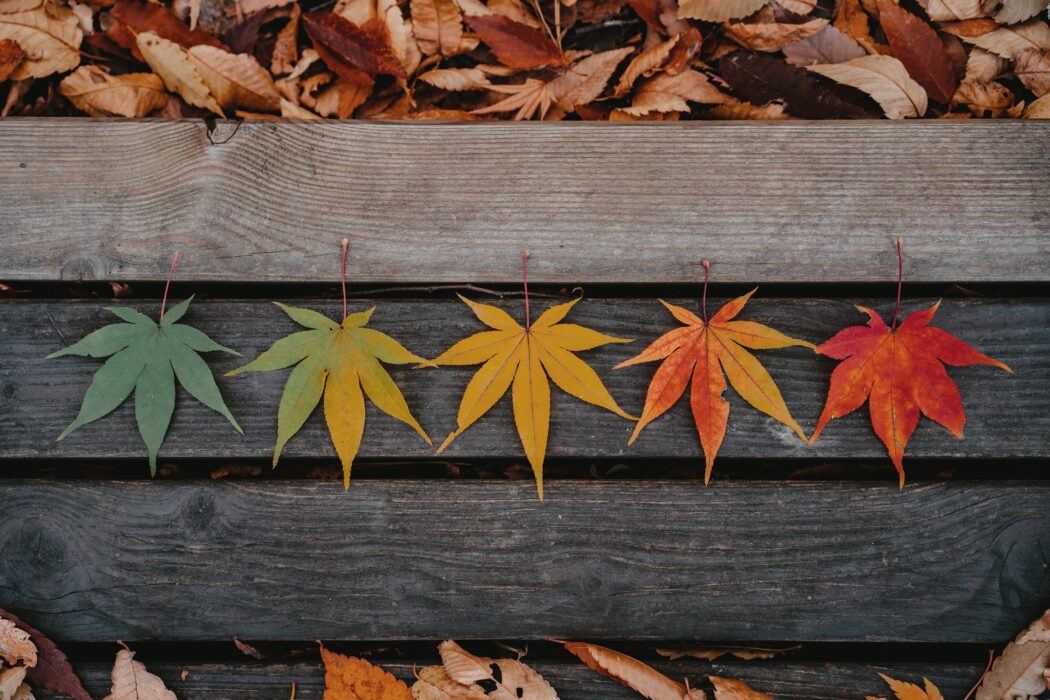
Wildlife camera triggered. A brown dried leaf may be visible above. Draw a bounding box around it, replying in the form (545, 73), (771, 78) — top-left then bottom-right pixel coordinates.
(281, 96), (322, 116)
(0, 620), (35, 669)
(0, 611), (89, 700)
(0, 0), (42, 13)
(994, 0), (1046, 23)
(0, 667), (27, 700)
(137, 31), (224, 114)
(1025, 91), (1050, 115)
(189, 44), (280, 110)
(313, 77), (371, 115)
(0, 5), (80, 78)
(678, 0), (767, 21)
(918, 0), (984, 22)
(406, 107), (481, 118)
(614, 33), (677, 96)
(438, 641), (558, 699)
(952, 75), (1015, 114)
(0, 37), (23, 80)
(877, 0), (957, 102)
(1014, 47), (1050, 95)
(710, 676), (773, 700)
(964, 46), (1006, 80)
(464, 14), (563, 69)
(106, 0), (226, 58)
(419, 66), (491, 89)
(563, 642), (703, 700)
(304, 11), (407, 81)
(623, 67), (733, 114)
(473, 77), (553, 118)
(724, 17), (828, 52)
(102, 649), (176, 700)
(656, 645), (800, 661)
(808, 54), (927, 117)
(411, 665), (488, 698)
(271, 3), (300, 74)
(833, 0), (877, 52)
(704, 98), (790, 117)
(411, 0), (462, 55)
(60, 65), (168, 116)
(548, 46), (632, 109)
(963, 19), (1050, 58)
(783, 25), (865, 65)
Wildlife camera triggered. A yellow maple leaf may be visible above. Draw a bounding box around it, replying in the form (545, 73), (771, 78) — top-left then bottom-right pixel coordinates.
(434, 292), (634, 499)
(319, 643), (412, 699)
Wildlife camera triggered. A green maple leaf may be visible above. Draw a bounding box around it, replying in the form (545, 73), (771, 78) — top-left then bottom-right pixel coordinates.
(226, 302), (431, 488)
(49, 296), (242, 474)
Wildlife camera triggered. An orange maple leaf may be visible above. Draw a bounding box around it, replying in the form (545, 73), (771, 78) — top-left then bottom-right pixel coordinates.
(319, 643), (412, 700)
(616, 263), (812, 482)
(868, 672), (945, 700)
(809, 240), (1010, 486)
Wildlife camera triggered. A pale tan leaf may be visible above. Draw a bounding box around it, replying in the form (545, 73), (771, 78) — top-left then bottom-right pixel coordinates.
(964, 46), (1007, 80)
(563, 642), (702, 700)
(548, 46), (632, 109)
(60, 65), (168, 117)
(918, 0), (984, 21)
(271, 3), (299, 74)
(420, 66), (491, 89)
(994, 0), (1047, 24)
(453, 0), (492, 15)
(0, 0), (43, 13)
(622, 68), (733, 114)
(288, 47), (320, 79)
(964, 19), (1050, 57)
(384, 0), (421, 73)
(313, 77), (371, 116)
(782, 25), (865, 64)
(0, 5), (81, 79)
(776, 0), (817, 12)
(678, 0), (767, 22)
(724, 17), (827, 51)
(412, 0), (463, 55)
(977, 609), (1050, 700)
(1014, 47), (1050, 95)
(0, 620), (35, 669)
(189, 44), (280, 111)
(952, 76), (1014, 114)
(487, 0), (542, 25)
(136, 31), (223, 115)
(70, 2), (92, 34)
(0, 37), (22, 80)
(473, 77), (554, 119)
(281, 96), (323, 117)
(0, 667), (26, 700)
(411, 665), (488, 699)
(1025, 90), (1050, 115)
(235, 0), (294, 15)
(438, 640), (559, 700)
(614, 34), (678, 96)
(704, 99), (790, 118)
(710, 676), (773, 700)
(808, 54), (927, 117)
(10, 683), (33, 700)
(102, 649), (176, 700)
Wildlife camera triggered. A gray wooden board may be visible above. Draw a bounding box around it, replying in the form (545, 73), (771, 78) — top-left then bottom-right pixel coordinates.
(2, 479), (1048, 643)
(1, 120), (1048, 284)
(32, 659), (986, 699)
(0, 297), (1037, 465)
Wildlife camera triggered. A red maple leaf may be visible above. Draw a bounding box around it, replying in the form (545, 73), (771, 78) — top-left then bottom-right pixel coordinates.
(809, 239), (1011, 485)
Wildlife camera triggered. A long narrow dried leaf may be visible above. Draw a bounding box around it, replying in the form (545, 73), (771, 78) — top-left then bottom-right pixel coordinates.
(438, 641), (559, 699)
(808, 54), (927, 117)
(0, 6), (80, 78)
(320, 644), (412, 699)
(782, 25), (866, 65)
(963, 19), (1050, 57)
(564, 642), (703, 700)
(137, 31), (224, 115)
(411, 665), (487, 699)
(103, 649), (176, 700)
(420, 66), (491, 89)
(60, 65), (168, 116)
(678, 0), (767, 21)
(474, 77), (554, 119)
(189, 44), (281, 110)
(710, 677), (773, 700)
(304, 11), (407, 80)
(411, 0), (463, 55)
(724, 18), (828, 52)
(547, 47), (632, 110)
(877, 0), (957, 103)
(975, 608), (1050, 700)
(614, 34), (678, 96)
(622, 68), (733, 114)
(465, 13), (564, 69)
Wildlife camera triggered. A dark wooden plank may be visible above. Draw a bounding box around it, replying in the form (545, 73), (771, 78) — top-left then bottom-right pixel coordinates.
(2, 480), (1048, 643)
(0, 120), (1048, 284)
(33, 659), (985, 699)
(0, 297), (1038, 463)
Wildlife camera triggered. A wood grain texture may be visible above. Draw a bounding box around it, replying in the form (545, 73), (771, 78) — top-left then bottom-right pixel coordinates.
(33, 659), (986, 699)
(2, 479), (1048, 643)
(0, 120), (1048, 284)
(0, 296), (1036, 465)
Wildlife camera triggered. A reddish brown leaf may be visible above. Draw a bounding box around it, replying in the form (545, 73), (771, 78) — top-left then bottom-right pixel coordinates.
(719, 50), (874, 118)
(106, 0), (227, 60)
(0, 609), (90, 700)
(0, 39), (25, 82)
(465, 14), (564, 70)
(303, 11), (406, 81)
(877, 0), (957, 103)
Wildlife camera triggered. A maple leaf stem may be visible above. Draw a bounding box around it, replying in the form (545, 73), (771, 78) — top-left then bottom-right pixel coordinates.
(341, 237), (349, 321)
(701, 259), (710, 323)
(523, 250), (531, 330)
(159, 250), (180, 322)
(891, 236), (903, 330)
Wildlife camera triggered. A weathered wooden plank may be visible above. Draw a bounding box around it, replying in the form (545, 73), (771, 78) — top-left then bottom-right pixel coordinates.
(2, 480), (1048, 643)
(0, 297), (1037, 463)
(0, 120), (1047, 284)
(33, 659), (986, 699)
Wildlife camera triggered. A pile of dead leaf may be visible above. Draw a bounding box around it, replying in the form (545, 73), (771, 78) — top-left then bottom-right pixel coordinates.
(0, 0), (1048, 118)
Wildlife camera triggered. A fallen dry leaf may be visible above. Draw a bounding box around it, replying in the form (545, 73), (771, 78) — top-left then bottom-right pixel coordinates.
(963, 19), (1050, 58)
(547, 47), (633, 111)
(412, 665), (487, 699)
(60, 65), (168, 117)
(614, 34), (680, 96)
(621, 68), (733, 114)
(106, 0), (227, 58)
(808, 54), (928, 117)
(464, 13), (564, 69)
(1025, 90), (1050, 115)
(952, 76), (1016, 115)
(411, 0), (462, 56)
(189, 44), (281, 111)
(678, 0), (767, 22)
(710, 676), (773, 699)
(703, 99), (790, 117)
(921, 0), (984, 22)
(0, 620), (35, 669)
(873, 673), (945, 700)
(0, 610), (89, 700)
(102, 649), (176, 700)
(994, 0), (1047, 24)
(438, 640), (558, 699)
(137, 31), (224, 115)
(877, 0), (957, 102)
(0, 5), (81, 79)
(0, 667), (27, 700)
(782, 25), (866, 65)
(419, 66), (492, 90)
(473, 77), (555, 119)
(320, 643), (412, 699)
(0, 39), (24, 81)
(724, 18), (828, 52)
(303, 11), (407, 82)
(656, 645), (800, 661)
(975, 607), (1050, 700)
(564, 642), (704, 699)
(1014, 47), (1050, 95)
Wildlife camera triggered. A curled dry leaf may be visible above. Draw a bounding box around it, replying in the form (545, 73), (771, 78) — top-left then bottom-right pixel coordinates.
(0, 667), (27, 700)
(188, 44), (281, 111)
(877, 0), (957, 103)
(614, 33), (679, 96)
(952, 76), (1015, 114)
(0, 610), (89, 700)
(1025, 91), (1050, 115)
(622, 68), (734, 114)
(678, 0), (767, 22)
(964, 46), (1007, 81)
(782, 25), (866, 65)
(962, 19), (1050, 58)
(438, 640), (558, 699)
(975, 607), (1050, 700)
(994, 0), (1048, 24)
(60, 65), (168, 116)
(724, 18), (828, 52)
(137, 30), (224, 115)
(1014, 47), (1050, 95)
(465, 13), (564, 69)
(0, 620), (35, 669)
(271, 3), (300, 74)
(808, 54), (928, 117)
(411, 665), (487, 699)
(710, 676), (773, 700)
(102, 649), (176, 700)
(319, 643), (412, 699)
(0, 38), (24, 81)
(563, 642), (704, 700)
(411, 0), (462, 56)
(0, 5), (81, 78)
(419, 66), (491, 90)
(547, 46), (632, 110)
